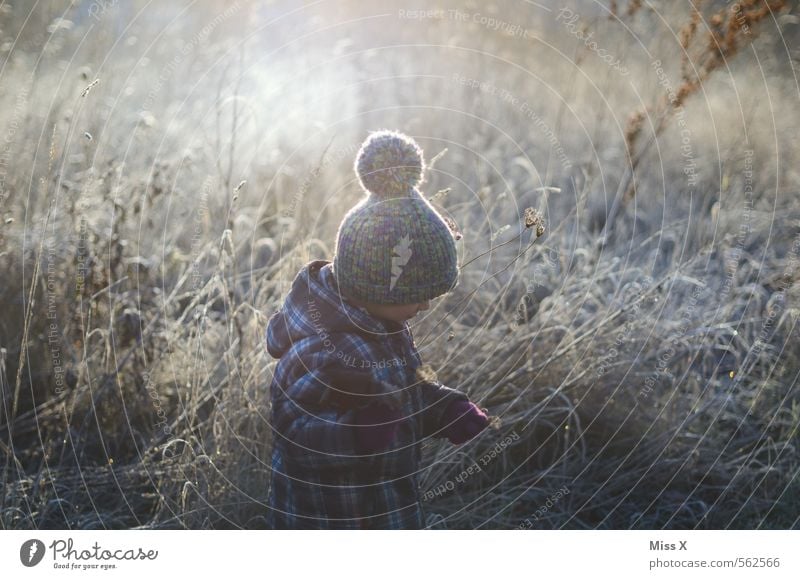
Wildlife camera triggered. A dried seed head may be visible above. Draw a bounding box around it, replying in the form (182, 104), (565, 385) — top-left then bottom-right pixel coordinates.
(523, 207), (536, 228)
(626, 0), (643, 17)
(429, 187), (451, 202)
(524, 207), (544, 236)
(443, 215), (462, 240)
(415, 364), (438, 383)
(625, 109), (646, 153)
(81, 78), (100, 97)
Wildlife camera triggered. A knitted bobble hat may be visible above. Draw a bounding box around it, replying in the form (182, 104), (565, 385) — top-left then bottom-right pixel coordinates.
(333, 130), (459, 305)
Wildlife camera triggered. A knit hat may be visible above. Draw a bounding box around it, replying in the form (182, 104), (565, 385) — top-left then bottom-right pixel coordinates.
(332, 130), (459, 305)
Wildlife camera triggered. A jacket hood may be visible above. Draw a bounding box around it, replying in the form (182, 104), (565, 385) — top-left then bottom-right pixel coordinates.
(266, 260), (401, 359)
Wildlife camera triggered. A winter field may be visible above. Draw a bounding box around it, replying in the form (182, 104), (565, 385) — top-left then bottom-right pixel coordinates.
(1, 0), (799, 529)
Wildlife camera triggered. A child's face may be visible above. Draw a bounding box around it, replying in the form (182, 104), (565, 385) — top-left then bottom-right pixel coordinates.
(347, 298), (431, 323)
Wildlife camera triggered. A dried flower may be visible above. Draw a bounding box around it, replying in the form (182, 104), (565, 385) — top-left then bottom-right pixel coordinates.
(524, 207), (545, 237)
(523, 207), (537, 228)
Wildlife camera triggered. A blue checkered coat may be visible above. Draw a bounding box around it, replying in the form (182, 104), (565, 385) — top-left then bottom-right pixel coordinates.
(264, 260), (469, 529)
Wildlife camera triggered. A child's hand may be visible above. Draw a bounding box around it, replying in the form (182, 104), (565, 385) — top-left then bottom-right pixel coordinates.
(353, 403), (404, 454)
(440, 400), (489, 444)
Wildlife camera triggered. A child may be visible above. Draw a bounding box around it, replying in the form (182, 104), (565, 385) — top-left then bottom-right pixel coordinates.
(264, 130), (489, 529)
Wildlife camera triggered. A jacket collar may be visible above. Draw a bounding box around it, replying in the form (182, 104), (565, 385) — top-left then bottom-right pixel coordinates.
(266, 259), (405, 358)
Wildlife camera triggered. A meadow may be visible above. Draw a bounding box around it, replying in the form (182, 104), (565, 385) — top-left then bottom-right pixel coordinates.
(1, 0), (799, 529)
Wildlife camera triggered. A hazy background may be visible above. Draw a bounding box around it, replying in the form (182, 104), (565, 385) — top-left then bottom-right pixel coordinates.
(1, 0), (799, 529)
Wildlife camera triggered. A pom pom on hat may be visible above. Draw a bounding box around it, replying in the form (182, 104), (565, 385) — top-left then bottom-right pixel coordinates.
(355, 130), (424, 199)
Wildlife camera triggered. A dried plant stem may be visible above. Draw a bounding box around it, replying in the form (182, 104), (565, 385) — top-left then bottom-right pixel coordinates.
(12, 203), (53, 429)
(419, 232), (541, 345)
(459, 230), (526, 271)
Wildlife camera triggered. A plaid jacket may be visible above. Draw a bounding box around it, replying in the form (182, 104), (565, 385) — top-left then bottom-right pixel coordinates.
(264, 259), (469, 529)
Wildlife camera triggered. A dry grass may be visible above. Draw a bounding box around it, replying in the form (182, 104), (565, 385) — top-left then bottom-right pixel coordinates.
(1, 0), (799, 529)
